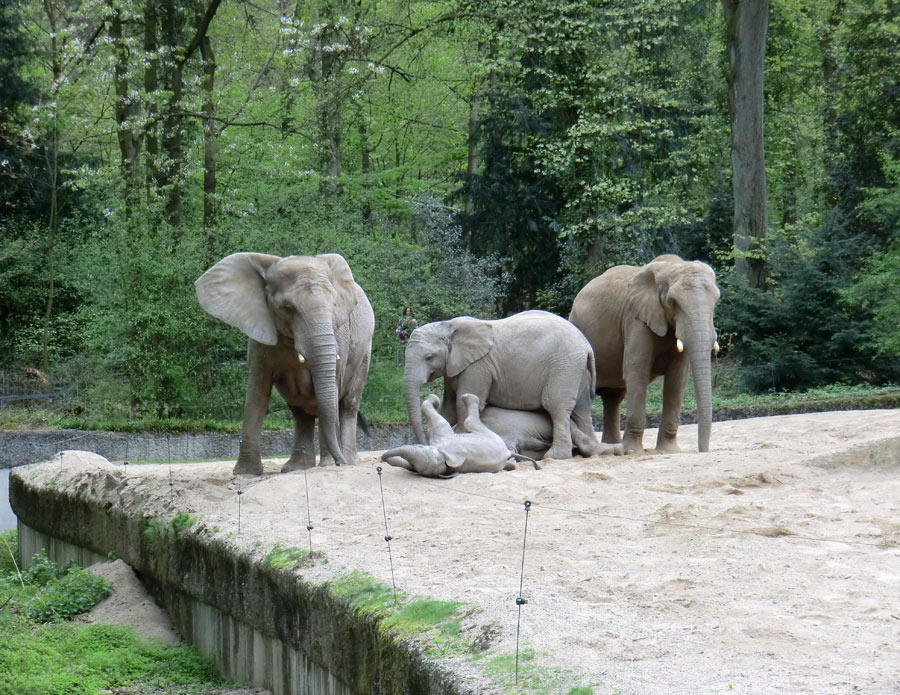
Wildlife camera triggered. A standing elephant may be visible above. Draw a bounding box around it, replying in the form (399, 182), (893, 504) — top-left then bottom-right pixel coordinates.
(569, 255), (719, 454)
(403, 310), (596, 461)
(195, 252), (374, 474)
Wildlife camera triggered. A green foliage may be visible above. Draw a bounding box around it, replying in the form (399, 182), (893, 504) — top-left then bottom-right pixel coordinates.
(717, 214), (900, 392)
(171, 513), (198, 536)
(264, 544), (309, 570)
(0, 619), (227, 695)
(24, 563), (112, 623)
(141, 517), (168, 546)
(0, 529), (18, 576)
(0, 550), (231, 694)
(2, 0), (900, 420)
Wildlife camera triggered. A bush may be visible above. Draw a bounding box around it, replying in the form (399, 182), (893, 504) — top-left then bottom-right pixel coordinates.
(21, 553), (112, 623)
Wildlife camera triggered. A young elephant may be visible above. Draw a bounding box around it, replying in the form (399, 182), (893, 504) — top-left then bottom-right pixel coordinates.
(382, 394), (538, 478)
(480, 406), (624, 460)
(403, 310), (597, 461)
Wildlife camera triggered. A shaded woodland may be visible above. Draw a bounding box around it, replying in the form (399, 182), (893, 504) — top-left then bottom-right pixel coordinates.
(1, 0), (898, 421)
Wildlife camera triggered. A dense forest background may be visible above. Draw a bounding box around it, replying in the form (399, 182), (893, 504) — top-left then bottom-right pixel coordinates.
(1, 0), (899, 425)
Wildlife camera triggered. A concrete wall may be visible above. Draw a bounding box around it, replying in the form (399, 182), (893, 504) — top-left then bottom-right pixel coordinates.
(10, 470), (473, 695)
(0, 426), (414, 469)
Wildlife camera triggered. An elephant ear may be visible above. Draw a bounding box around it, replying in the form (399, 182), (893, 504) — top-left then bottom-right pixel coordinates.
(442, 448), (466, 470)
(318, 253), (358, 328)
(625, 262), (670, 337)
(446, 318), (494, 377)
(195, 252), (281, 345)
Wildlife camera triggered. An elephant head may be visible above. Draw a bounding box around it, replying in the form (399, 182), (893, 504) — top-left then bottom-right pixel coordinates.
(624, 255), (720, 452)
(195, 252), (358, 465)
(381, 444), (465, 478)
(402, 318), (494, 444)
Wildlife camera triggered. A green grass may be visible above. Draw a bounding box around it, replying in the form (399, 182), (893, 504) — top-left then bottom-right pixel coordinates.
(171, 513), (198, 536)
(596, 359), (900, 417)
(264, 543), (310, 570)
(0, 531), (236, 695)
(328, 570), (465, 647)
(477, 648), (603, 695)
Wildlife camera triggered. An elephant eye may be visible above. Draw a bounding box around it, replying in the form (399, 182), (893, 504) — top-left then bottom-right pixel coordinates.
(425, 354), (434, 361)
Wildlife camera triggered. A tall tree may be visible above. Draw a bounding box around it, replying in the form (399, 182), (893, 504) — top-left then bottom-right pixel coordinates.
(722, 0), (770, 289)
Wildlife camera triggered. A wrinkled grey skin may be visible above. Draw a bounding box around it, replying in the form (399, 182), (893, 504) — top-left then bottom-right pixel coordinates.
(195, 252), (374, 475)
(569, 254), (719, 454)
(382, 394), (528, 477)
(403, 310), (596, 461)
(480, 406), (624, 460)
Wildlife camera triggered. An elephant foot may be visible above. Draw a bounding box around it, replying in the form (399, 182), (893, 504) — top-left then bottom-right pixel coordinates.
(281, 455), (317, 473)
(233, 457), (264, 476)
(543, 445), (573, 461)
(653, 440), (681, 454)
(598, 443), (625, 457)
(622, 437), (644, 456)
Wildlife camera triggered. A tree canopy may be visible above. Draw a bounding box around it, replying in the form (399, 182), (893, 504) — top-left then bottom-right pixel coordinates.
(1, 0), (898, 420)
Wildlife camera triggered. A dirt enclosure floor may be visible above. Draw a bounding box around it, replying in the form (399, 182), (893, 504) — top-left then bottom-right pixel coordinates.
(43, 410), (900, 694)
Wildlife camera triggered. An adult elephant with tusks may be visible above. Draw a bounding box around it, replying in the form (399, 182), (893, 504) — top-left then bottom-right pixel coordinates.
(569, 254), (720, 455)
(195, 252), (374, 475)
(402, 310), (598, 461)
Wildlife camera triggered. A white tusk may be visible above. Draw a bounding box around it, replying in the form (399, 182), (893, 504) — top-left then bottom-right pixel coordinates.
(676, 338), (684, 353)
(336, 354), (341, 361)
(713, 341), (720, 354)
(297, 353), (306, 364)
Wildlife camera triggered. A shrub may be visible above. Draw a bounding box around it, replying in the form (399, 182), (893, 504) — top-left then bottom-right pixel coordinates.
(23, 558), (112, 623)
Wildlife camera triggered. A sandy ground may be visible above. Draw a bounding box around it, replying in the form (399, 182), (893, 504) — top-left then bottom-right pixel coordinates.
(41, 410), (900, 694)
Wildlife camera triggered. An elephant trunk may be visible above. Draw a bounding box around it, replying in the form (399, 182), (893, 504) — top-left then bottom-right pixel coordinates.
(685, 316), (714, 453)
(305, 325), (348, 466)
(404, 374), (428, 445)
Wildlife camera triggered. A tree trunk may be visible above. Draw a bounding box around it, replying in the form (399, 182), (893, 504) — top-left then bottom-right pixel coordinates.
(464, 76), (481, 217)
(199, 32), (217, 232)
(722, 0), (770, 290)
(144, 0), (161, 200)
(109, 7), (141, 223)
(162, 0), (183, 227)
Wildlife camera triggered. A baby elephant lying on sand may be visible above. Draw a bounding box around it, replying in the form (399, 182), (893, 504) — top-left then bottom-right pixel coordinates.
(480, 407), (624, 460)
(382, 393), (538, 478)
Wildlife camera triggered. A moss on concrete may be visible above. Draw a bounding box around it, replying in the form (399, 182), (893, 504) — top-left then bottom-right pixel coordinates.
(9, 468), (478, 695)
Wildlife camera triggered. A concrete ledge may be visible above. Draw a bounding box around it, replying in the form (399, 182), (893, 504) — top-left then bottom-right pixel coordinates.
(10, 462), (473, 695)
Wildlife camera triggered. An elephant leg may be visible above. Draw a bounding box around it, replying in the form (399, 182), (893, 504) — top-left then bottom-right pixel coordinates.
(460, 394), (492, 435)
(622, 382), (648, 454)
(318, 426), (336, 467)
(423, 395), (455, 441)
(440, 381), (458, 428)
(452, 375), (489, 434)
(282, 407), (317, 472)
(540, 394), (576, 460)
(655, 355), (688, 453)
(338, 403), (360, 466)
(234, 354), (272, 476)
(598, 388), (625, 444)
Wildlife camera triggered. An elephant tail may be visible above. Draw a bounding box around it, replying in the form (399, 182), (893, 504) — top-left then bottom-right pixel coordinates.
(510, 453), (542, 471)
(587, 350), (596, 392)
(357, 410), (372, 437)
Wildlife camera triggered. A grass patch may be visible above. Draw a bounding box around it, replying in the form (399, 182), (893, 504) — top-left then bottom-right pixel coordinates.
(478, 647), (601, 694)
(264, 543), (310, 570)
(0, 529), (18, 576)
(328, 570), (467, 652)
(171, 512), (198, 535)
(141, 517), (168, 546)
(0, 542), (235, 694)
